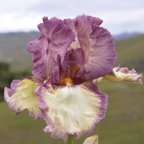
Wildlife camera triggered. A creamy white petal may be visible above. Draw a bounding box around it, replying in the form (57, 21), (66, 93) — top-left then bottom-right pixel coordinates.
(83, 135), (98, 144)
(36, 82), (108, 139)
(4, 79), (42, 119)
(105, 66), (143, 84)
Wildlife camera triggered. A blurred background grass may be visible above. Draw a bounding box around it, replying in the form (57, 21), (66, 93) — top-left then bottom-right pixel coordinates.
(0, 33), (144, 144)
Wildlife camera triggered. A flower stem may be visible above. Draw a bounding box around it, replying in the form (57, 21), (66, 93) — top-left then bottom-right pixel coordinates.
(64, 135), (74, 144)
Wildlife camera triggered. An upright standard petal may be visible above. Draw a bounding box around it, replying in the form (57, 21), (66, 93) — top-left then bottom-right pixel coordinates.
(105, 66), (143, 84)
(4, 79), (42, 119)
(36, 82), (108, 140)
(27, 17), (75, 83)
(27, 39), (47, 80)
(63, 48), (84, 78)
(73, 15), (117, 80)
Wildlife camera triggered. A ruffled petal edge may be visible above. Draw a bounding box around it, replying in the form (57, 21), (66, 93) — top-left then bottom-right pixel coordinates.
(36, 82), (108, 140)
(4, 79), (43, 119)
(105, 66), (143, 84)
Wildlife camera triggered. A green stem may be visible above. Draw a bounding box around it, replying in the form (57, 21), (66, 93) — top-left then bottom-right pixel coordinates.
(64, 135), (74, 144)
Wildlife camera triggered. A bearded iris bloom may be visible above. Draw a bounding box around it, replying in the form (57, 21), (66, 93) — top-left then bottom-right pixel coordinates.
(4, 15), (143, 142)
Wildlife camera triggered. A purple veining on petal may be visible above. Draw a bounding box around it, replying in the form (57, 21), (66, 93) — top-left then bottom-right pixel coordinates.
(64, 15), (117, 81)
(86, 15), (103, 29)
(27, 17), (75, 83)
(28, 15), (116, 83)
(73, 15), (117, 80)
(27, 39), (47, 80)
(5, 80), (20, 97)
(64, 48), (84, 66)
(35, 86), (49, 111)
(62, 48), (84, 78)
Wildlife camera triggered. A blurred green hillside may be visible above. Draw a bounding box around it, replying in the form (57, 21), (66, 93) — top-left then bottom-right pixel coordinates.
(0, 33), (144, 144)
(0, 32), (39, 71)
(116, 34), (144, 71)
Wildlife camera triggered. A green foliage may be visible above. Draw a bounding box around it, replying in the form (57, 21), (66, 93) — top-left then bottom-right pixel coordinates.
(0, 61), (10, 71)
(0, 62), (12, 101)
(0, 61), (31, 101)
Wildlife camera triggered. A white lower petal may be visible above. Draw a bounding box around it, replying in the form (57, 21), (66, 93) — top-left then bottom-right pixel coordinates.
(4, 79), (42, 119)
(105, 66), (143, 84)
(37, 82), (108, 139)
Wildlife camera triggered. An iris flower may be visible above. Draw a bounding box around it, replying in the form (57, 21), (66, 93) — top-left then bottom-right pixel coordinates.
(4, 15), (143, 142)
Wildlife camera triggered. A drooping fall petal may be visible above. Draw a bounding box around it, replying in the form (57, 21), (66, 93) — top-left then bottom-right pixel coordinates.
(4, 79), (42, 119)
(36, 82), (108, 140)
(105, 66), (143, 84)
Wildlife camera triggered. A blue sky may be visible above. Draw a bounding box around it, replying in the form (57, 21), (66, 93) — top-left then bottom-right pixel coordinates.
(0, 0), (144, 34)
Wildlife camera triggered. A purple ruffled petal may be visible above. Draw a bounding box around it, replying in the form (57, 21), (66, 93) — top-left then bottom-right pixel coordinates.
(28, 15), (116, 83)
(36, 82), (108, 140)
(73, 15), (117, 80)
(27, 15), (116, 83)
(27, 39), (47, 80)
(62, 48), (84, 78)
(27, 17), (75, 83)
(5, 80), (20, 96)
